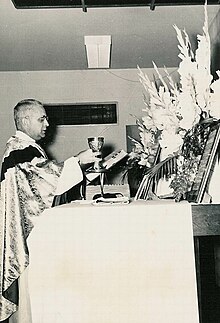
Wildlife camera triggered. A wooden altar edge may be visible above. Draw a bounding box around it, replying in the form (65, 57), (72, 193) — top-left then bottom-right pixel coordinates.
(192, 203), (220, 236)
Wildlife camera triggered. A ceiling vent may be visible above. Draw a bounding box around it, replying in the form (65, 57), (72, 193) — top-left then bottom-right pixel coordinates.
(84, 35), (111, 69)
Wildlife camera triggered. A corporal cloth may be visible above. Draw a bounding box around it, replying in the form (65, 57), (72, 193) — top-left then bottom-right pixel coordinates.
(28, 200), (199, 323)
(0, 131), (83, 321)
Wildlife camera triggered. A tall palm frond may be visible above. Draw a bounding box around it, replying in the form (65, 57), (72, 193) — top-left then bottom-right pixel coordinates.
(144, 155), (178, 181)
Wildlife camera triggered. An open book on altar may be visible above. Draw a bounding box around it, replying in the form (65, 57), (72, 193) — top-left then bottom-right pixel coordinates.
(86, 149), (128, 183)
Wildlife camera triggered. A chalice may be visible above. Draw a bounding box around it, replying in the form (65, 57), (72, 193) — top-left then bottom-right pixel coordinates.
(87, 136), (104, 171)
(88, 136), (105, 198)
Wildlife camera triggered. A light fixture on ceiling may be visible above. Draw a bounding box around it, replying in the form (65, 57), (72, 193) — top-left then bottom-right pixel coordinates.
(84, 35), (111, 69)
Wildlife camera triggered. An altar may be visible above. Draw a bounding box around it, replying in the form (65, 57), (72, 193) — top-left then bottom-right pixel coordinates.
(27, 200), (199, 323)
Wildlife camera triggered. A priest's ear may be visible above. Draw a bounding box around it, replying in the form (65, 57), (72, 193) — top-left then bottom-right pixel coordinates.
(21, 115), (30, 130)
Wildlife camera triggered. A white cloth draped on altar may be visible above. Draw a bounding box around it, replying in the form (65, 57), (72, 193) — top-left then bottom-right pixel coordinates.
(27, 200), (199, 323)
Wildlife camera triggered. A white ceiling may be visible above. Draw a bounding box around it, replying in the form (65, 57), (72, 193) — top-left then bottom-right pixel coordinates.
(0, 0), (219, 71)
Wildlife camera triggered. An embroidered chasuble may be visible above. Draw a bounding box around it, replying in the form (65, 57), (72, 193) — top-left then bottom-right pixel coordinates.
(0, 131), (82, 321)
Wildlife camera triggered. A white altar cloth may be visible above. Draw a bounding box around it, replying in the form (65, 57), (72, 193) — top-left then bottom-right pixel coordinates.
(28, 200), (199, 323)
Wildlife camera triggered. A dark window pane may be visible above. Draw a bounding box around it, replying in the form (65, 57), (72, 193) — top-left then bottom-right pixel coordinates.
(45, 103), (117, 126)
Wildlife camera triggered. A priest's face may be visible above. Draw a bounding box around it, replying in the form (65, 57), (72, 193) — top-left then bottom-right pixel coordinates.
(25, 105), (49, 141)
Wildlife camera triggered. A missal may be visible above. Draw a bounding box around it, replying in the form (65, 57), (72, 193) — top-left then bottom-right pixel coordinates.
(86, 149), (128, 182)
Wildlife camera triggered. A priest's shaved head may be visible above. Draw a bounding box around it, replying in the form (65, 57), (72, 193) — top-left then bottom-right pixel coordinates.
(14, 99), (49, 141)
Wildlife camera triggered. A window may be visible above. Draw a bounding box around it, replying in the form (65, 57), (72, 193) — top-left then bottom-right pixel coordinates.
(44, 102), (118, 126)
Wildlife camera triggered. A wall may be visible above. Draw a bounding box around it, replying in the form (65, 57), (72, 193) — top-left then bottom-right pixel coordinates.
(0, 68), (177, 162)
(209, 8), (220, 75)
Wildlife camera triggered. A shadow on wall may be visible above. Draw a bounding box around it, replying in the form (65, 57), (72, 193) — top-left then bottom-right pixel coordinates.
(211, 42), (220, 79)
(102, 143), (115, 158)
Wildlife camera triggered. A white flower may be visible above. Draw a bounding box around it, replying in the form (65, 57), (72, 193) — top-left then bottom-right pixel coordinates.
(138, 155), (151, 167)
(150, 107), (178, 131)
(159, 130), (183, 158)
(142, 115), (155, 129)
(139, 130), (154, 149)
(177, 92), (201, 129)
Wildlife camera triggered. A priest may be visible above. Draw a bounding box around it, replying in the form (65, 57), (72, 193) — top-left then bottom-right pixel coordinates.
(0, 99), (99, 322)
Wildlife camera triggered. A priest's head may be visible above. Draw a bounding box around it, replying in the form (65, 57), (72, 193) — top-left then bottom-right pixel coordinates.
(14, 99), (49, 141)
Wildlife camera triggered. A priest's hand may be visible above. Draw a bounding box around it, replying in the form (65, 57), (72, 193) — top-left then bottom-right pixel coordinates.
(75, 149), (101, 166)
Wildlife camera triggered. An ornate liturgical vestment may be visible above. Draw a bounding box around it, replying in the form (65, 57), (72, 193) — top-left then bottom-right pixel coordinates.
(0, 131), (83, 321)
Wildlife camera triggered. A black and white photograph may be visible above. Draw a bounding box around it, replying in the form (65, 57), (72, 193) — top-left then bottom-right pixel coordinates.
(1, 1), (220, 323)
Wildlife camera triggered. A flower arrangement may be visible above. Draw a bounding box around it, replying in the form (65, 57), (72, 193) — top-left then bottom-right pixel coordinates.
(127, 2), (220, 201)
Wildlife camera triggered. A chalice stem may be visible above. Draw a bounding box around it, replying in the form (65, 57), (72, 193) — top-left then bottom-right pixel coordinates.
(87, 137), (104, 171)
(100, 173), (105, 197)
(94, 159), (101, 171)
